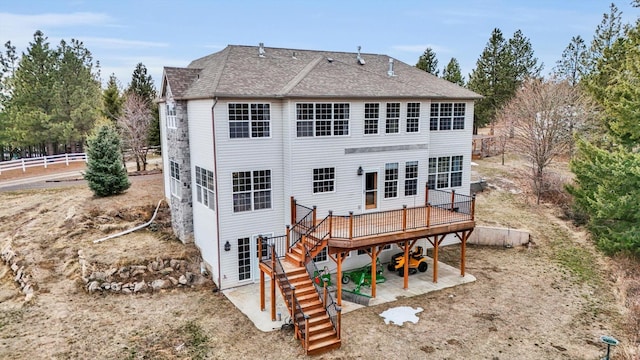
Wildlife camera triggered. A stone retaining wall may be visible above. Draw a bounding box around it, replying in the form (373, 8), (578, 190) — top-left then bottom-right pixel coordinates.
(1, 245), (35, 301)
(78, 250), (212, 294)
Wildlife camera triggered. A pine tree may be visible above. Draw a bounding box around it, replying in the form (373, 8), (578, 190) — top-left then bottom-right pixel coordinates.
(589, 3), (624, 67)
(442, 58), (465, 86)
(554, 36), (589, 86)
(126, 63), (160, 148)
(103, 74), (122, 124)
(415, 48), (439, 76)
(84, 124), (130, 197)
(468, 28), (512, 129)
(507, 29), (542, 83)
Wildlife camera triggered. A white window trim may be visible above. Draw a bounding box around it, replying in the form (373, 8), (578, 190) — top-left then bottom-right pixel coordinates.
(406, 102), (421, 134)
(295, 102), (351, 138)
(364, 102), (381, 136)
(384, 162), (399, 199)
(228, 103), (272, 140)
(428, 155), (464, 189)
(169, 160), (181, 199)
(166, 102), (177, 129)
(312, 167), (336, 195)
(385, 102), (401, 135)
(231, 169), (273, 213)
(195, 166), (215, 211)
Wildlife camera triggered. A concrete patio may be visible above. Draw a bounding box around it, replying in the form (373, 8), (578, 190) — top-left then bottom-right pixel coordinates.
(223, 257), (475, 332)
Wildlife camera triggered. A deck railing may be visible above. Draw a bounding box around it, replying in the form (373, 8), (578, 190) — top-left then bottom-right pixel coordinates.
(272, 248), (308, 343)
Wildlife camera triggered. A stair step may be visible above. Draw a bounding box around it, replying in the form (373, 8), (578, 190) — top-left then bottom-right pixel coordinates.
(307, 338), (341, 356)
(309, 321), (333, 334)
(308, 329), (337, 343)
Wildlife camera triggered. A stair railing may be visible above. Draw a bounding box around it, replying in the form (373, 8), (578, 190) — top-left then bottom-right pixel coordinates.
(304, 250), (340, 336)
(272, 245), (309, 342)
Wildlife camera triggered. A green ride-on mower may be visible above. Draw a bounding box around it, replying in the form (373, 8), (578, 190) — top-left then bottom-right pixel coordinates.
(387, 246), (428, 276)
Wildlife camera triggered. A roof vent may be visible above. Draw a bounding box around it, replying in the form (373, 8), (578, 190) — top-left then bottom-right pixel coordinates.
(356, 46), (365, 65)
(292, 51), (297, 60)
(258, 42), (265, 57)
(387, 58), (395, 76)
(327, 57), (334, 63)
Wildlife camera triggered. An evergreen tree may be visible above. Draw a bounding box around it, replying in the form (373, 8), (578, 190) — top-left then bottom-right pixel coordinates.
(507, 29), (542, 82)
(568, 140), (640, 255)
(415, 48), (439, 76)
(554, 36), (589, 86)
(442, 58), (465, 86)
(589, 3), (624, 67)
(126, 63), (160, 148)
(103, 74), (122, 124)
(468, 28), (512, 129)
(84, 123), (130, 197)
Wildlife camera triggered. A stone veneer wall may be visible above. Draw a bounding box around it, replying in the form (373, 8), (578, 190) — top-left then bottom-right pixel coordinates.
(166, 100), (193, 243)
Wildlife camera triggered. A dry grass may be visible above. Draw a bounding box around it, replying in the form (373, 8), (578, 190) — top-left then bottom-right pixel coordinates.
(0, 157), (638, 359)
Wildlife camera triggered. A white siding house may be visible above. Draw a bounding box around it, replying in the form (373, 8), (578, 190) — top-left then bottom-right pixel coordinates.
(159, 45), (481, 290)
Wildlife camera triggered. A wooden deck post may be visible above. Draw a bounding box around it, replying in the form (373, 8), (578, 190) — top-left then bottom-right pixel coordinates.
(426, 203), (431, 228)
(402, 205), (407, 232)
(461, 231), (467, 277)
(271, 244), (276, 321)
(336, 307), (342, 340)
(425, 183), (429, 206)
(337, 252), (343, 306)
(312, 206), (317, 227)
(450, 189), (456, 211)
(371, 246), (379, 298)
(260, 268), (265, 311)
(403, 240), (409, 290)
(433, 235), (439, 283)
(328, 210), (333, 238)
(291, 196), (296, 225)
(285, 225), (291, 250)
(348, 211), (354, 240)
(471, 195), (476, 221)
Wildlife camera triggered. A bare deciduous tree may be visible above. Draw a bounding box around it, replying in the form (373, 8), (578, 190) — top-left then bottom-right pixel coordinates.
(496, 78), (587, 204)
(118, 93), (151, 171)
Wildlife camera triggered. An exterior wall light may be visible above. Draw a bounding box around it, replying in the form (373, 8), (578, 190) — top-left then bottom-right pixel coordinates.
(224, 240), (231, 252)
(357, 166), (363, 176)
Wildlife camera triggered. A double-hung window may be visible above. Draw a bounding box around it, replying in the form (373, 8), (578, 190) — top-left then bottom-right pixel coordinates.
(296, 103), (350, 137)
(385, 103), (400, 134)
(232, 170), (272, 212)
(166, 102), (177, 129)
(195, 166), (215, 210)
(453, 103), (466, 130)
(405, 161), (418, 196)
(313, 168), (335, 193)
(384, 163), (399, 198)
(169, 160), (180, 198)
(364, 103), (379, 135)
(406, 103), (420, 133)
(228, 103), (270, 138)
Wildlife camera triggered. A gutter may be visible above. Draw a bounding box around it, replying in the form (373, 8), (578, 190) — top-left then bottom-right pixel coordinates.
(211, 98), (222, 291)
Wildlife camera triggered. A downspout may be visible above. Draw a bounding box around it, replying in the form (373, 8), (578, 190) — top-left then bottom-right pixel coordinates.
(211, 98), (222, 291)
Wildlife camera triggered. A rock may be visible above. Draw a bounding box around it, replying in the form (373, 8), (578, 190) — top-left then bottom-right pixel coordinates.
(151, 279), (168, 291)
(10, 264), (18, 272)
(22, 284), (32, 294)
(123, 282), (133, 290)
(168, 276), (178, 286)
(24, 292), (34, 302)
(93, 271), (106, 281)
(122, 287), (132, 294)
(185, 272), (194, 283)
(178, 275), (188, 285)
(169, 259), (179, 270)
(119, 271), (130, 279)
(105, 268), (117, 278)
(148, 261), (158, 272)
(133, 281), (147, 293)
(102, 282), (111, 290)
(131, 269), (145, 278)
(132, 265), (147, 271)
(191, 274), (209, 286)
(159, 267), (174, 276)
(111, 282), (121, 291)
(87, 281), (100, 293)
(14, 267), (23, 282)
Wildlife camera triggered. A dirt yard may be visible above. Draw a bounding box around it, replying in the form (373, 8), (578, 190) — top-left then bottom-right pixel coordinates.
(0, 156), (638, 359)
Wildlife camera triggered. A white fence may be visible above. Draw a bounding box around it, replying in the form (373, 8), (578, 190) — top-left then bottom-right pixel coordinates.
(0, 153), (87, 175)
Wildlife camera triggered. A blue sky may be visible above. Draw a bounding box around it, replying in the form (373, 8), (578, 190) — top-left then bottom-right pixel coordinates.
(1, 1), (638, 89)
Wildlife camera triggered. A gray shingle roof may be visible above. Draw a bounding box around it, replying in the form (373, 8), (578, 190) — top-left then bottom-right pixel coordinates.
(162, 45), (481, 100)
